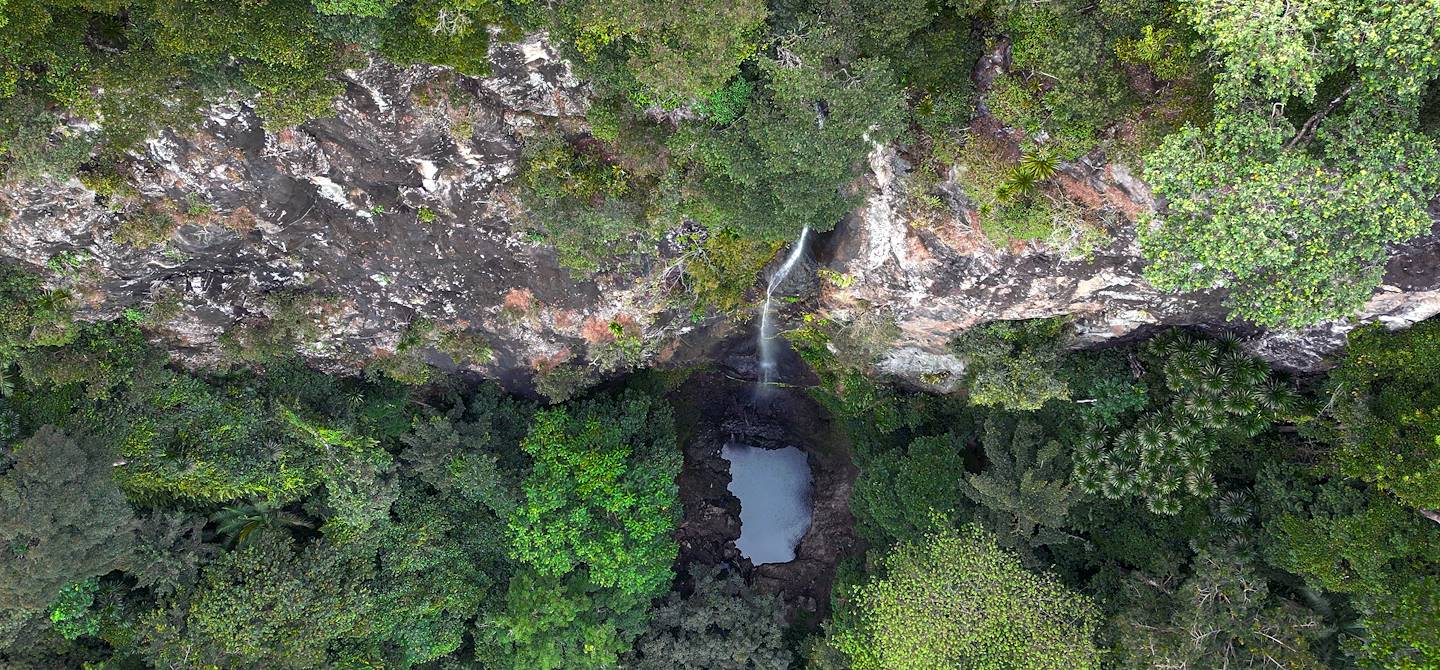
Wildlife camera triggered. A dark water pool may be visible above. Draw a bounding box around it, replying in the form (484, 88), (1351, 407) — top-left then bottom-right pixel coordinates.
(721, 443), (813, 565)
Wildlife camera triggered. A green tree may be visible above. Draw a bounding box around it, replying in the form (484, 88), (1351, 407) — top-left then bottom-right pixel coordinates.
(820, 0), (934, 57)
(47, 577), (101, 641)
(1259, 464), (1440, 670)
(107, 369), (315, 503)
(507, 391), (681, 598)
(0, 427), (135, 645)
(983, 0), (1142, 157)
(368, 486), (509, 667)
(559, 0), (767, 105)
(397, 383), (530, 512)
(480, 569), (644, 670)
(1140, 0), (1440, 326)
(628, 566), (792, 670)
(1325, 320), (1440, 509)
(0, 265), (73, 360)
(279, 407), (398, 543)
(670, 25), (906, 240)
(1108, 540), (1332, 669)
(835, 524), (1102, 670)
(950, 318), (1071, 411)
(129, 511), (216, 597)
(850, 431), (972, 546)
(146, 534), (376, 669)
(1073, 332), (1299, 514)
(960, 416), (1079, 558)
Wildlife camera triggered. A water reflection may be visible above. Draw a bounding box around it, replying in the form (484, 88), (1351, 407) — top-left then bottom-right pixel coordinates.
(721, 443), (813, 565)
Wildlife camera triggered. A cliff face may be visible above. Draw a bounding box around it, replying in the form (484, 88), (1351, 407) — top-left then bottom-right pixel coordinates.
(819, 140), (1440, 388)
(4, 35), (1439, 389)
(1, 36), (694, 388)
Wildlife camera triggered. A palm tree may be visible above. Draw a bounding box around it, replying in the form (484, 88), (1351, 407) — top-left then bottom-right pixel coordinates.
(211, 500), (311, 548)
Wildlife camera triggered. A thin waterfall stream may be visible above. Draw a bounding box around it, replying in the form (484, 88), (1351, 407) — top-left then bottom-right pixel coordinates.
(757, 226), (810, 390)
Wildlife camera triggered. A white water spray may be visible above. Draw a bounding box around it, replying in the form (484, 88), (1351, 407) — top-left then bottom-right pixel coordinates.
(757, 226), (810, 390)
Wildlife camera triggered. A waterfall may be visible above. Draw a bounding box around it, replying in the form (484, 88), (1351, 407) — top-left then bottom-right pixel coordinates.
(757, 226), (810, 390)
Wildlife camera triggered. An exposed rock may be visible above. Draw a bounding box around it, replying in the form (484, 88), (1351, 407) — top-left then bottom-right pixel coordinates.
(3, 33), (1438, 393)
(0, 34), (698, 389)
(818, 139), (1440, 381)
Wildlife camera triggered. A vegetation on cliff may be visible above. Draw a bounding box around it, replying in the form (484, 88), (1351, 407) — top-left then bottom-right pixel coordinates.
(4, 0), (1435, 327)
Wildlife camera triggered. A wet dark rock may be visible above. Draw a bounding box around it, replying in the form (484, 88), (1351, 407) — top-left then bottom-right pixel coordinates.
(672, 358), (858, 625)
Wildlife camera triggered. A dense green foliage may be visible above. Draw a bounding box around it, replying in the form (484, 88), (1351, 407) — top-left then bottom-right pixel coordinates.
(835, 524), (1102, 670)
(552, 0), (766, 107)
(507, 392), (680, 598)
(1106, 536), (1338, 669)
(1072, 332), (1301, 514)
(960, 416), (1080, 560)
(1140, 0), (1440, 326)
(0, 427), (134, 646)
(0, 309), (692, 668)
(950, 317), (1071, 411)
(627, 567), (791, 670)
(1259, 465), (1440, 669)
(0, 264), (74, 361)
(1325, 320), (1440, 509)
(3, 282), (1440, 670)
(806, 318), (1440, 670)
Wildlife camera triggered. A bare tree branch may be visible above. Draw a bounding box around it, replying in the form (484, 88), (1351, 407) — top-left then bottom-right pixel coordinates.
(1285, 82), (1358, 150)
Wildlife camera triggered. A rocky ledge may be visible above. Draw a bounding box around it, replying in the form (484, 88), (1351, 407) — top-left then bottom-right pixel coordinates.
(819, 137), (1440, 389)
(3, 34), (1438, 392)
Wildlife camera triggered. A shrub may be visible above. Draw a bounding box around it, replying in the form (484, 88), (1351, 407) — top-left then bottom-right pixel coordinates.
(112, 210), (179, 248)
(533, 363), (599, 404)
(517, 129), (666, 274)
(220, 291), (337, 364)
(950, 317), (1071, 411)
(679, 228), (779, 316)
(48, 577), (101, 640)
(0, 264), (74, 359)
(950, 134), (1063, 242)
